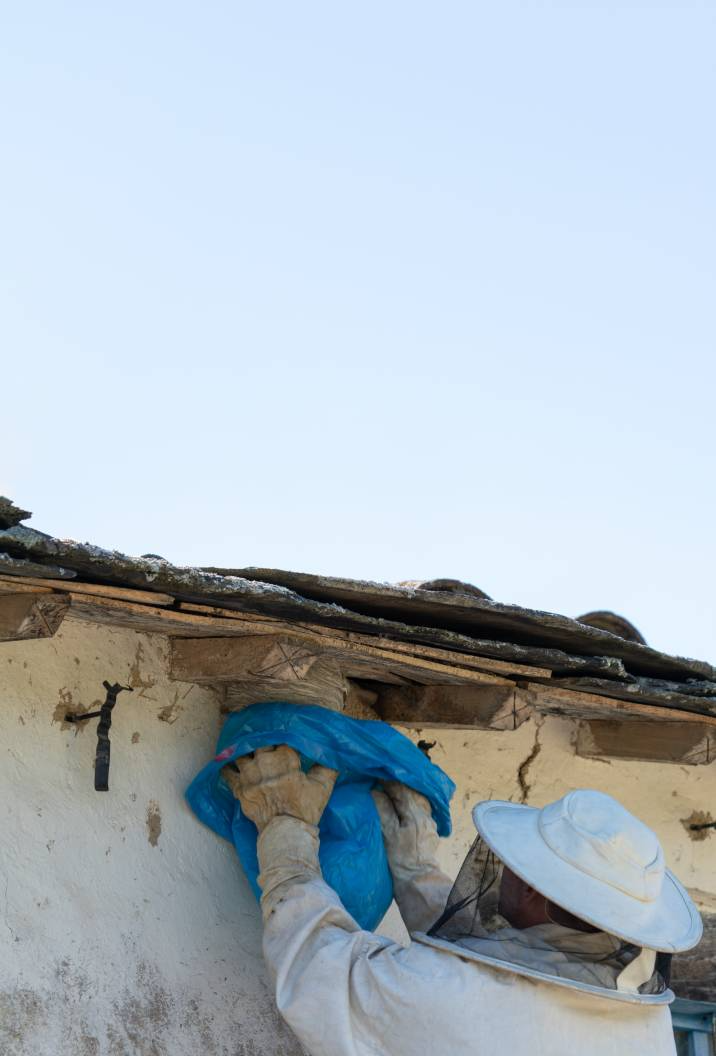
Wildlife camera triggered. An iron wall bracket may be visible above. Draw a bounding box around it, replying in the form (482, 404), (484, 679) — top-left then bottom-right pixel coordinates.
(65, 680), (133, 790)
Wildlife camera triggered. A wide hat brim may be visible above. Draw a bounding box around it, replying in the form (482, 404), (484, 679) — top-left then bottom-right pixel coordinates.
(473, 800), (702, 953)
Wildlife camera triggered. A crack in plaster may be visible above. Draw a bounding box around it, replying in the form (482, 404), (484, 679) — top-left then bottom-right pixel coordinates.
(516, 717), (544, 803)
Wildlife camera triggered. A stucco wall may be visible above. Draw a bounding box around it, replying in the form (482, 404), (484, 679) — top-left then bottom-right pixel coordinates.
(2, 619), (715, 1054)
(1, 620), (301, 1056)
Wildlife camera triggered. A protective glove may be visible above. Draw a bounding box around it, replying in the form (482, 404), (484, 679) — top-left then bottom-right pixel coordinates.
(223, 744), (338, 832)
(372, 781), (453, 933)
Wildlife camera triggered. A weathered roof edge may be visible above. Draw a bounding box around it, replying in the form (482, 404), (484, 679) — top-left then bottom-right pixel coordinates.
(1, 524), (714, 686)
(0, 497), (32, 530)
(192, 564), (714, 682)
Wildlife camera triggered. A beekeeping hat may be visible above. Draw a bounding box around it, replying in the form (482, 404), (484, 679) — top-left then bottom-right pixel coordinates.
(472, 789), (702, 953)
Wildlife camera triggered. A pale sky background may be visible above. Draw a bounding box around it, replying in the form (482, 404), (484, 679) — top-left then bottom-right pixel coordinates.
(1, 2), (714, 663)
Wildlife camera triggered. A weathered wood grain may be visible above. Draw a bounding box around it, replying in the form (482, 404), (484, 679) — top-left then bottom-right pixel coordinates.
(172, 636), (323, 683)
(550, 676), (716, 717)
(223, 658), (349, 712)
(169, 634), (513, 689)
(177, 602), (552, 680)
(0, 593), (69, 642)
(50, 592), (716, 726)
(205, 565), (716, 682)
(65, 594), (242, 636)
(374, 685), (534, 731)
(525, 682), (716, 727)
(0, 579), (54, 596)
(576, 720), (715, 765)
(0, 574), (173, 607)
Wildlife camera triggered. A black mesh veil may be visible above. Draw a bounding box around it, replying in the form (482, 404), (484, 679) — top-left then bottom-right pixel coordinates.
(426, 834), (669, 995)
(428, 834), (503, 939)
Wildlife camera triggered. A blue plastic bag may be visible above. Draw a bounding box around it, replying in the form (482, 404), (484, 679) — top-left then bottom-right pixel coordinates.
(186, 702), (455, 930)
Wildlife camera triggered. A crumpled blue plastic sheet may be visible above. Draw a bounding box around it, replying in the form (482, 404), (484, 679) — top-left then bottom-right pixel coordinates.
(186, 702), (455, 930)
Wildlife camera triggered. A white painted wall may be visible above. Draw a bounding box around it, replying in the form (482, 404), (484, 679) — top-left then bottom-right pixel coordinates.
(2, 618), (715, 1055)
(1, 620), (300, 1056)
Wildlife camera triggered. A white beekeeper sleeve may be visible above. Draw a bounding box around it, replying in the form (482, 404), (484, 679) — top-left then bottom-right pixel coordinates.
(372, 784), (453, 933)
(257, 815), (458, 1056)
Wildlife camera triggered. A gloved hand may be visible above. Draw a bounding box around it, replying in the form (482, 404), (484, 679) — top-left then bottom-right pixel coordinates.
(223, 744), (338, 832)
(372, 781), (439, 870)
(372, 780), (453, 933)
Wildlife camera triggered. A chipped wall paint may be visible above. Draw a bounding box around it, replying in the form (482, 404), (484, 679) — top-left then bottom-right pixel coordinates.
(0, 620), (301, 1056)
(1, 618), (716, 1054)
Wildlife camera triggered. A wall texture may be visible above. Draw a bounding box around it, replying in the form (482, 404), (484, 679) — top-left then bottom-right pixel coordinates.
(2, 618), (715, 1054)
(0, 620), (301, 1056)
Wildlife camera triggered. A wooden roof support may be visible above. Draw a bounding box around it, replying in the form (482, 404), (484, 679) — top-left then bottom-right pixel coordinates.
(176, 603), (551, 681)
(577, 720), (715, 766)
(1, 571), (714, 734)
(374, 684), (534, 731)
(169, 634), (514, 690)
(173, 635), (323, 684)
(523, 682), (716, 727)
(0, 592), (69, 642)
(6, 523), (712, 681)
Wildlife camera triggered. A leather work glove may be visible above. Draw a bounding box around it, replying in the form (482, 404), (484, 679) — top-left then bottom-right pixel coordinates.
(372, 780), (453, 933)
(223, 744), (338, 832)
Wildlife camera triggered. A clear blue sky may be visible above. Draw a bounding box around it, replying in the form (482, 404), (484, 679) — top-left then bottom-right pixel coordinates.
(2, 3), (714, 663)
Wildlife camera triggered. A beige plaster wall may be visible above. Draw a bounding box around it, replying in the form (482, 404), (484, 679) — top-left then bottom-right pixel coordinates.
(0, 620), (301, 1056)
(1, 618), (715, 1054)
(404, 718), (716, 897)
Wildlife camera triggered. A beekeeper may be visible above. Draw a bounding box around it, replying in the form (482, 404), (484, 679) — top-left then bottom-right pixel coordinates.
(223, 745), (702, 1056)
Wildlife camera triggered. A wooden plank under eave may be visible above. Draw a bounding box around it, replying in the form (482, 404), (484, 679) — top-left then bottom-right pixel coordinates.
(375, 684), (534, 731)
(548, 675), (716, 716)
(524, 682), (716, 727)
(0, 579), (54, 596)
(576, 720), (714, 765)
(169, 634), (514, 689)
(0, 593), (69, 642)
(176, 601), (552, 680)
(63, 595), (512, 687)
(201, 565), (716, 682)
(65, 593), (248, 636)
(0, 574), (174, 607)
(5, 525), (712, 682)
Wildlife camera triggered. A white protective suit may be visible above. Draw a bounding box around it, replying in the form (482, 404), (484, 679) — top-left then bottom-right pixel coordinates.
(257, 798), (678, 1056)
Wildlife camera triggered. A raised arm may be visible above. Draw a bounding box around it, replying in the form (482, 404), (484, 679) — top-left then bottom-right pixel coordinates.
(372, 781), (454, 934)
(223, 746), (461, 1056)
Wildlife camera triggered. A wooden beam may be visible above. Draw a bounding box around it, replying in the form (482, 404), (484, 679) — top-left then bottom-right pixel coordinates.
(0, 593), (69, 642)
(64, 596), (417, 680)
(172, 635), (323, 683)
(374, 684), (535, 731)
(549, 675), (716, 717)
(0, 575), (174, 607)
(58, 595), (527, 688)
(576, 720), (715, 765)
(65, 594), (242, 636)
(524, 682), (716, 728)
(0, 579), (54, 596)
(169, 633), (513, 689)
(177, 602), (552, 681)
(13, 583), (713, 729)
